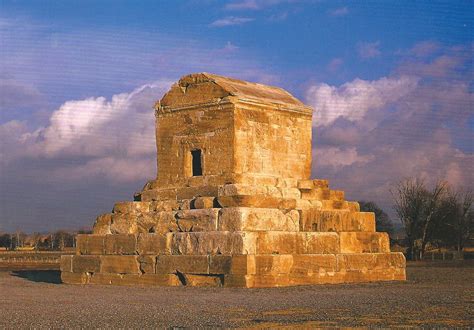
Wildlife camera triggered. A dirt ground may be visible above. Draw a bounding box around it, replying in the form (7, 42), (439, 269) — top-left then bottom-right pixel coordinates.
(1, 262), (472, 328)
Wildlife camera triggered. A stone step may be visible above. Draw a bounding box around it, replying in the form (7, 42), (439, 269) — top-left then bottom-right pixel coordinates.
(77, 231), (390, 257)
(300, 209), (375, 232)
(61, 252), (405, 287)
(94, 207), (303, 235)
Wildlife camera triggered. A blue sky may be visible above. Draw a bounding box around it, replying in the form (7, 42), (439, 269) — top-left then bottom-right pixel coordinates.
(0, 0), (472, 232)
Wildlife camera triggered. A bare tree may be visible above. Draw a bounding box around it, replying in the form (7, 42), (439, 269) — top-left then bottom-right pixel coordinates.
(441, 190), (473, 254)
(391, 178), (447, 260)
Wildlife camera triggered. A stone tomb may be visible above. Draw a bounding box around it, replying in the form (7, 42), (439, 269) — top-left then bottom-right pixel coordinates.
(61, 73), (406, 287)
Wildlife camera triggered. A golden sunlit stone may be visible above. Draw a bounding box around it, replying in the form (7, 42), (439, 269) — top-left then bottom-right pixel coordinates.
(61, 73), (406, 287)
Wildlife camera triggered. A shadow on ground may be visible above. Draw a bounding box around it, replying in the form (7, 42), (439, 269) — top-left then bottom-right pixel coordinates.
(11, 270), (61, 284)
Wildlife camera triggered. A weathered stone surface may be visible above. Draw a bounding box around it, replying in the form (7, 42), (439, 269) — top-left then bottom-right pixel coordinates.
(137, 233), (170, 255)
(174, 208), (219, 232)
(113, 201), (151, 214)
(104, 234), (137, 255)
(300, 209), (375, 232)
(61, 271), (89, 284)
(156, 255), (209, 274)
(218, 207), (299, 231)
(256, 232), (339, 254)
(110, 214), (138, 234)
(100, 256), (141, 274)
(72, 256), (101, 273)
(138, 255), (156, 274)
(182, 274), (223, 287)
(169, 232), (258, 255)
(92, 214), (112, 235)
(217, 195), (297, 209)
(339, 232), (390, 253)
(77, 235), (104, 255)
(193, 197), (216, 209)
(60, 255), (73, 272)
(136, 212), (176, 234)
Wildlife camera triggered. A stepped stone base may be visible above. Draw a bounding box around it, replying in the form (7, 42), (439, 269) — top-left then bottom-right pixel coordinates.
(61, 180), (406, 287)
(61, 251), (405, 288)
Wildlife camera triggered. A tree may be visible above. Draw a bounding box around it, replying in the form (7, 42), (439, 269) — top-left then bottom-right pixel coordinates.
(433, 189), (473, 254)
(391, 178), (447, 260)
(359, 201), (394, 235)
(0, 234), (11, 249)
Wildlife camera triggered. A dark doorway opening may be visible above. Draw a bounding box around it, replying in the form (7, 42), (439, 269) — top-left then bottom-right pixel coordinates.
(191, 149), (202, 176)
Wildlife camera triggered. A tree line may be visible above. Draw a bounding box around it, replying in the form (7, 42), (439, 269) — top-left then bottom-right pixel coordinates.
(0, 229), (91, 251)
(391, 178), (472, 260)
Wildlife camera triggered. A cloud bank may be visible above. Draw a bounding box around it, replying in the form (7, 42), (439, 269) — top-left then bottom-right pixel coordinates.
(307, 44), (473, 215)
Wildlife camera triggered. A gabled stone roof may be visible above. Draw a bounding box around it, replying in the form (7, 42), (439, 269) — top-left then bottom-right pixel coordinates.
(158, 72), (310, 111)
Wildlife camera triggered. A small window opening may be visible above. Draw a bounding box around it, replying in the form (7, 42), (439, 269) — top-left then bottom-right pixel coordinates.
(191, 149), (202, 176)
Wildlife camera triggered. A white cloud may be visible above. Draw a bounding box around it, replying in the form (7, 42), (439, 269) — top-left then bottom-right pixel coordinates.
(306, 76), (418, 126)
(210, 16), (254, 27)
(357, 41), (381, 59)
(315, 147), (373, 169)
(225, 0), (288, 11)
(1, 81), (171, 182)
(310, 47), (473, 218)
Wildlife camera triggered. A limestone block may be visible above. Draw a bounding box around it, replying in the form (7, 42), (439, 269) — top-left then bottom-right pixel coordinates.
(88, 273), (123, 285)
(169, 232), (258, 255)
(138, 255), (156, 274)
(76, 235), (104, 255)
(255, 232), (340, 254)
(289, 254), (337, 276)
(313, 179), (329, 188)
(321, 200), (349, 210)
(136, 212), (176, 234)
(218, 207), (299, 232)
(329, 190), (344, 201)
(295, 199), (322, 210)
(129, 274), (181, 286)
(140, 188), (177, 202)
(178, 199), (193, 210)
(193, 197), (216, 209)
(60, 255), (73, 272)
(104, 234), (137, 255)
(217, 195), (297, 209)
(301, 188), (330, 200)
(149, 200), (180, 212)
(110, 214), (138, 234)
(72, 255), (101, 273)
(297, 179), (314, 190)
(61, 271), (89, 284)
(176, 186), (219, 200)
(218, 184), (267, 197)
(300, 210), (376, 232)
(92, 214), (112, 235)
(100, 256), (141, 274)
(347, 201), (360, 212)
(278, 187), (301, 199)
(174, 208), (219, 232)
(137, 233), (170, 255)
(374, 252), (406, 269)
(210, 255), (294, 275)
(182, 274), (223, 287)
(156, 255), (209, 274)
(339, 232), (390, 253)
(275, 178), (298, 188)
(113, 201), (151, 214)
(224, 274), (290, 288)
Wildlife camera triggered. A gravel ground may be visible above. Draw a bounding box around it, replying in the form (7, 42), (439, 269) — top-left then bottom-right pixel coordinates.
(1, 262), (473, 328)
